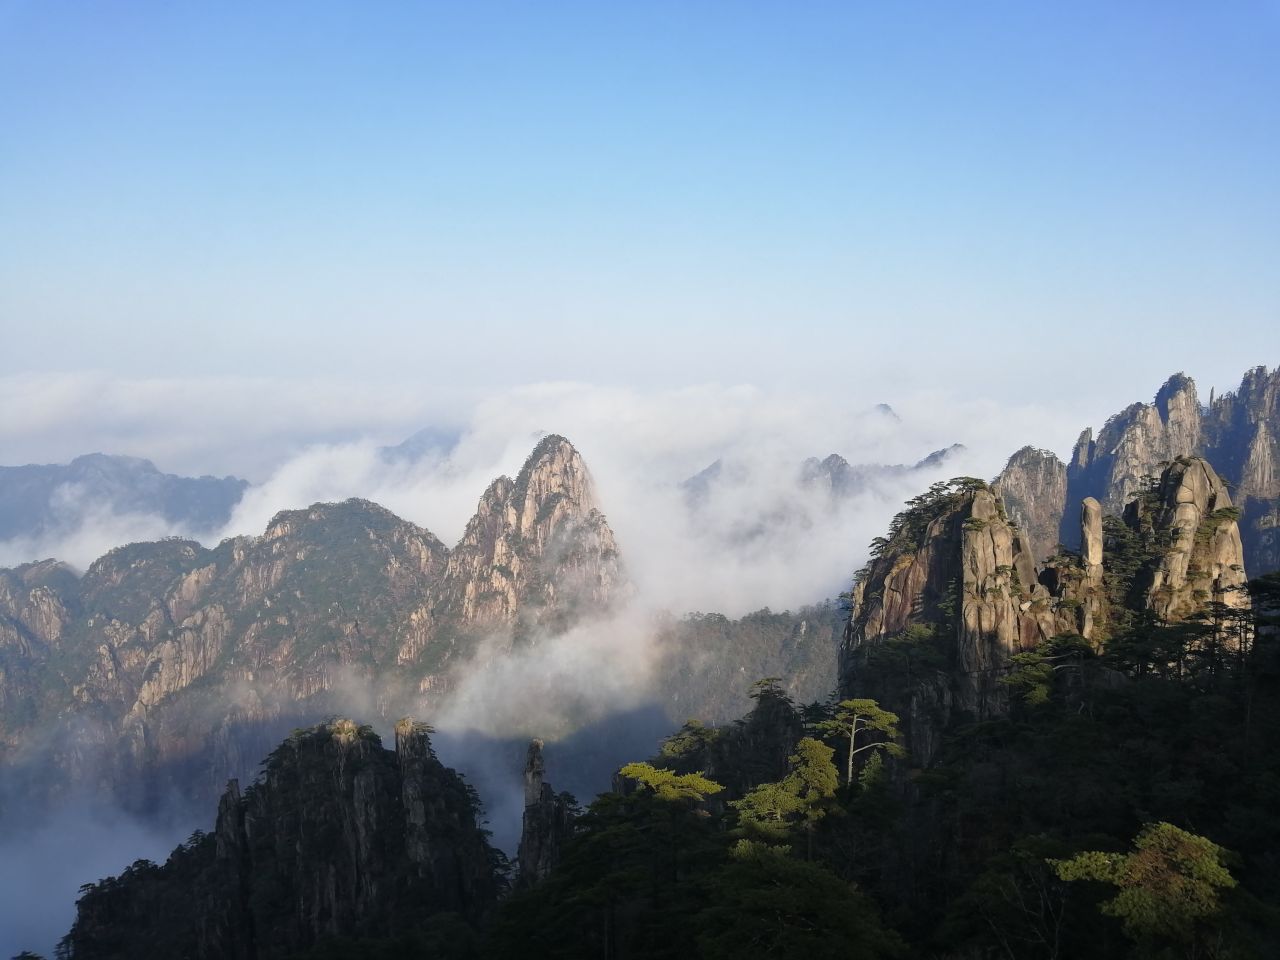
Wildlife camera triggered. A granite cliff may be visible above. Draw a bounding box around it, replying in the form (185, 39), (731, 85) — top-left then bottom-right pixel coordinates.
(1118, 457), (1250, 625)
(841, 459), (1248, 763)
(428, 436), (623, 646)
(992, 446), (1067, 564)
(996, 364), (1280, 575)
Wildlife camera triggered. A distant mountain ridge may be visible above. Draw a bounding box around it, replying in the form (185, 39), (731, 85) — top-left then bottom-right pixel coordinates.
(680, 444), (967, 552)
(0, 453), (247, 543)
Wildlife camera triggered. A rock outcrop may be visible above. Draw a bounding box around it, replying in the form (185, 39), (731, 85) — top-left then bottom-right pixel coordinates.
(515, 739), (576, 889)
(1205, 366), (1280, 576)
(1037, 366), (1279, 578)
(431, 435), (624, 644)
(60, 719), (500, 960)
(1123, 457), (1250, 624)
(994, 446), (1068, 562)
(841, 461), (1251, 763)
(842, 480), (1077, 749)
(1065, 373), (1202, 528)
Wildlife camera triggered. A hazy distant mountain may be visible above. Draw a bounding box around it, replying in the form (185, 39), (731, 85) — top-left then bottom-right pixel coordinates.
(680, 445), (966, 550)
(799, 444), (966, 497)
(0, 453), (247, 542)
(378, 426), (462, 462)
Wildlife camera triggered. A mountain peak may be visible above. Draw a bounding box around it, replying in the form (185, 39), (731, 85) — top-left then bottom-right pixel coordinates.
(437, 435), (623, 639)
(512, 435), (596, 533)
(1154, 371), (1199, 421)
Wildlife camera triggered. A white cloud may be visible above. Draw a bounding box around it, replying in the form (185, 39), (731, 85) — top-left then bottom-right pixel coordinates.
(0, 483), (190, 570)
(3, 375), (1088, 613)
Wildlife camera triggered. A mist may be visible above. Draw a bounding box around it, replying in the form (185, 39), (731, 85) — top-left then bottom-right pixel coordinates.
(0, 484), (194, 570)
(208, 380), (1087, 616)
(0, 800), (193, 959)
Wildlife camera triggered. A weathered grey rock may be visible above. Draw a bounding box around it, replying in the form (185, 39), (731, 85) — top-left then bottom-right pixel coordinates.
(995, 447), (1068, 563)
(841, 482), (1078, 762)
(1046, 366), (1279, 578)
(421, 434), (626, 652)
(516, 738), (575, 889)
(1064, 374), (1202, 532)
(841, 461), (1250, 764)
(1076, 497), (1107, 640)
(1081, 497), (1104, 580)
(1126, 457), (1250, 626)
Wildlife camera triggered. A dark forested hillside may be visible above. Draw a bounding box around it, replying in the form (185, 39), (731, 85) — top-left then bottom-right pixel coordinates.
(60, 719), (502, 960)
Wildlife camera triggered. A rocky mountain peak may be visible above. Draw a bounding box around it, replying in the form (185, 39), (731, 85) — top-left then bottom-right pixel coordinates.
(0, 434), (627, 813)
(438, 435), (623, 638)
(1032, 365), (1280, 577)
(513, 434), (597, 545)
(1061, 373), (1207, 549)
(1124, 456), (1250, 623)
(1154, 372), (1199, 420)
(994, 446), (1068, 562)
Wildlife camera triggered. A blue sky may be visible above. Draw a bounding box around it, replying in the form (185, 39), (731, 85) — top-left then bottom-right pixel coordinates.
(1, 1), (1277, 406)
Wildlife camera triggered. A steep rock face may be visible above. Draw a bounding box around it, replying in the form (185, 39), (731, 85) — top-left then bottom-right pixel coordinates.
(515, 739), (575, 889)
(842, 481), (1079, 758)
(61, 719), (500, 960)
(1065, 373), (1202, 530)
(418, 435), (624, 650)
(994, 446), (1068, 562)
(1205, 366), (1280, 576)
(0, 561), (79, 743)
(1078, 497), (1106, 638)
(1204, 366), (1280, 493)
(955, 489), (1062, 713)
(1124, 457), (1250, 624)
(1048, 365), (1279, 577)
(843, 462), (1252, 766)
